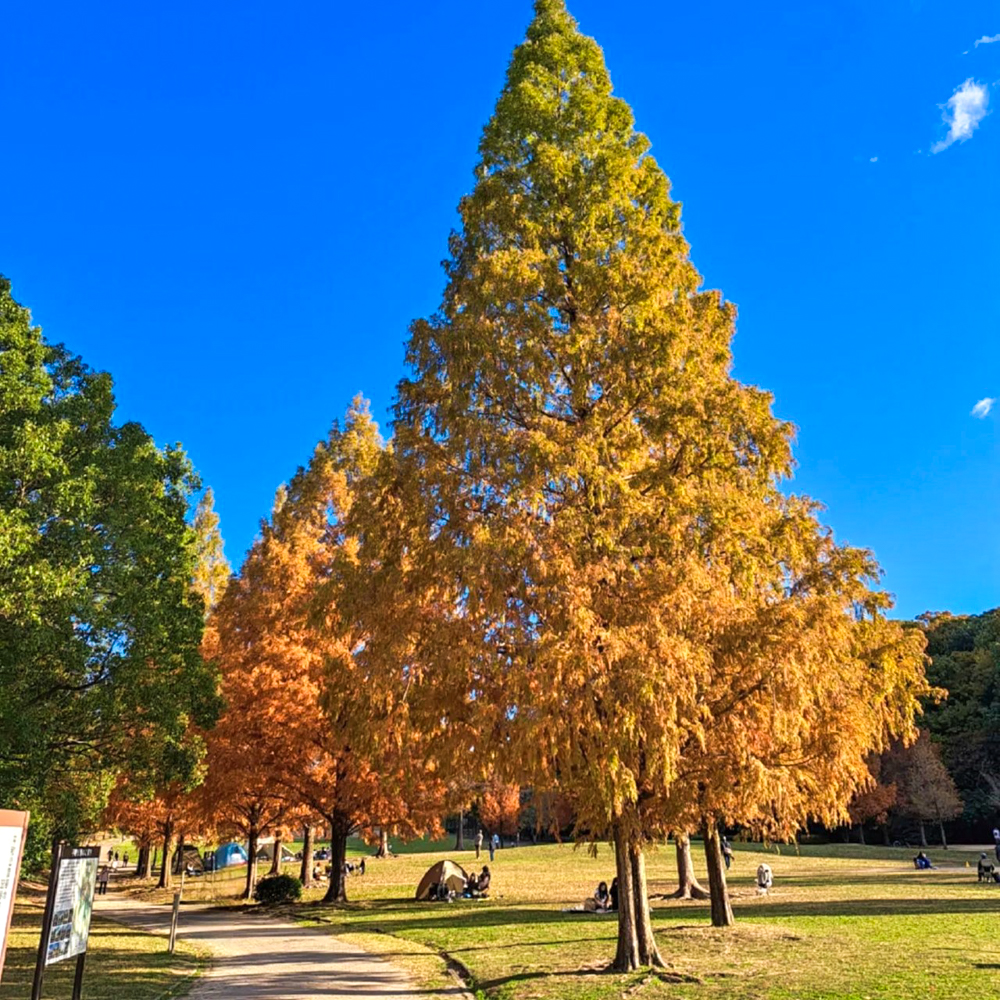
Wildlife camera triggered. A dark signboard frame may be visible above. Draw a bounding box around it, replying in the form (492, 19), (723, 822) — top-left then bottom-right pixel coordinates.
(32, 844), (100, 1000)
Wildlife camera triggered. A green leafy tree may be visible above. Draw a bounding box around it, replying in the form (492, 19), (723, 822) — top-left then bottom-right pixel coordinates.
(918, 610), (1000, 819)
(0, 275), (217, 857)
(392, 0), (928, 963)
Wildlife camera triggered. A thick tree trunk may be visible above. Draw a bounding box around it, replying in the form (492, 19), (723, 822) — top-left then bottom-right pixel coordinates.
(856, 823), (866, 846)
(269, 834), (282, 875)
(157, 820), (174, 890)
(323, 817), (350, 904)
(918, 820), (928, 847)
(139, 840), (152, 879)
(300, 825), (314, 888)
(612, 825), (640, 971)
(883, 824), (891, 846)
(702, 822), (734, 927)
(244, 824), (259, 900)
(938, 821), (948, 850)
(455, 809), (465, 851)
(629, 842), (664, 967)
(376, 826), (390, 858)
(668, 833), (710, 900)
(174, 833), (186, 876)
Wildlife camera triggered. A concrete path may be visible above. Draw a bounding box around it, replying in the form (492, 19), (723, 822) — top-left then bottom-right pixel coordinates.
(97, 896), (461, 1000)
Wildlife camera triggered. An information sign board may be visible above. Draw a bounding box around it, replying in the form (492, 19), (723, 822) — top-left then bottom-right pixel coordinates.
(0, 810), (29, 983)
(43, 846), (99, 966)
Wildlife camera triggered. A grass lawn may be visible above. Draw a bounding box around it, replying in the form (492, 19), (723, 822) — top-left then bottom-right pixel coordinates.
(0, 890), (204, 1000)
(121, 840), (1000, 999)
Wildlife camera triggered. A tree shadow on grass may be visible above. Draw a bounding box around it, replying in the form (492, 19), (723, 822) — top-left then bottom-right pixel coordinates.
(306, 902), (611, 938)
(718, 895), (1000, 920)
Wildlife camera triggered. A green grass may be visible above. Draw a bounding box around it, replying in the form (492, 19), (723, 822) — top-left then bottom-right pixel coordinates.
(290, 841), (1000, 1000)
(118, 839), (1000, 999)
(0, 893), (204, 1000)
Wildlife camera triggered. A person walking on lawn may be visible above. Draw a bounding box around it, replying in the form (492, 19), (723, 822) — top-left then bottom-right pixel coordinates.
(475, 829), (483, 859)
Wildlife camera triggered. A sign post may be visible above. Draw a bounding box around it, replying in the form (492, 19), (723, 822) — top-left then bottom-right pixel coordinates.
(32, 844), (100, 1000)
(0, 809), (30, 985)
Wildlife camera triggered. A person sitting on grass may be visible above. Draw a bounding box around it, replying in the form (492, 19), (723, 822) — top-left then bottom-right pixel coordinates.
(463, 866), (491, 898)
(914, 852), (934, 870)
(476, 866), (490, 896)
(562, 879), (614, 913)
(977, 854), (995, 882)
(593, 880), (611, 911)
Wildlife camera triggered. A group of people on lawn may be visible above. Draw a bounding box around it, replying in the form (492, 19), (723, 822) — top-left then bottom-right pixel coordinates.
(428, 865), (492, 900)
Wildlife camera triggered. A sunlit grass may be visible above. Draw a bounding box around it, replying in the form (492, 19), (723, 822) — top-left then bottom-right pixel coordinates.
(0, 892), (204, 1000)
(119, 838), (1000, 999)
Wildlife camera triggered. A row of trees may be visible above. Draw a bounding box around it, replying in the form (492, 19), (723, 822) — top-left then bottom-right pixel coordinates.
(107, 1), (930, 972)
(0, 276), (218, 870)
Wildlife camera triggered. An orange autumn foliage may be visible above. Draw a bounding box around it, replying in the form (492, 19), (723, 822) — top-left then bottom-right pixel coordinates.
(206, 398), (446, 903)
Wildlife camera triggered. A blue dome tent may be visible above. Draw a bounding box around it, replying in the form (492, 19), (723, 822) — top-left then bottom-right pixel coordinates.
(214, 842), (248, 869)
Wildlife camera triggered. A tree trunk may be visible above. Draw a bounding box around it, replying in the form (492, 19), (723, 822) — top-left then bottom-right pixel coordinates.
(455, 809), (465, 851)
(918, 820), (928, 847)
(856, 823), (866, 846)
(938, 821), (948, 850)
(244, 824), (259, 900)
(612, 824), (640, 971)
(139, 840), (153, 879)
(629, 842), (664, 967)
(269, 834), (282, 875)
(882, 823), (891, 846)
(702, 822), (734, 927)
(323, 817), (350, 904)
(157, 820), (174, 890)
(174, 832), (186, 876)
(668, 833), (710, 900)
(300, 825), (314, 888)
(376, 826), (390, 858)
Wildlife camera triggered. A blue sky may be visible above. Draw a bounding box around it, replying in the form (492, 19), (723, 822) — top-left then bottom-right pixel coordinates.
(2, 0), (997, 619)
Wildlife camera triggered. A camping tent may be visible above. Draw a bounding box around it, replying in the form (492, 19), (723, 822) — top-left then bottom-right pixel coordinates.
(255, 843), (297, 863)
(214, 842), (249, 869)
(415, 860), (468, 900)
(171, 844), (205, 874)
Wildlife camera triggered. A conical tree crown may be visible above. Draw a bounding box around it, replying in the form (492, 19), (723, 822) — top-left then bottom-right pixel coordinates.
(193, 488), (230, 616)
(401, 1), (789, 527)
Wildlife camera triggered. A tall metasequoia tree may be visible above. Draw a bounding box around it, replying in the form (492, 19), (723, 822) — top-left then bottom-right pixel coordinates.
(196, 640), (293, 899)
(192, 488), (230, 616)
(656, 602), (929, 926)
(210, 399), (446, 904)
(391, 0), (931, 965)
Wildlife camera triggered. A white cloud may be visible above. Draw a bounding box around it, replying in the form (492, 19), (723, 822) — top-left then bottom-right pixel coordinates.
(870, 156), (878, 162)
(974, 34), (1000, 47)
(931, 79), (989, 153)
(971, 397), (995, 418)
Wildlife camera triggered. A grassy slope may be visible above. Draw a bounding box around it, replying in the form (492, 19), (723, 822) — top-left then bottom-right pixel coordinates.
(305, 841), (1000, 1000)
(121, 839), (1000, 1000)
(0, 892), (204, 1000)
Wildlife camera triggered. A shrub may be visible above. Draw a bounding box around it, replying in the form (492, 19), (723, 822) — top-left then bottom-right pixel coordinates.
(253, 873), (302, 905)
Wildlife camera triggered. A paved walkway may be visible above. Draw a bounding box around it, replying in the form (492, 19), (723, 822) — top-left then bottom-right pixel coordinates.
(97, 896), (462, 1000)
